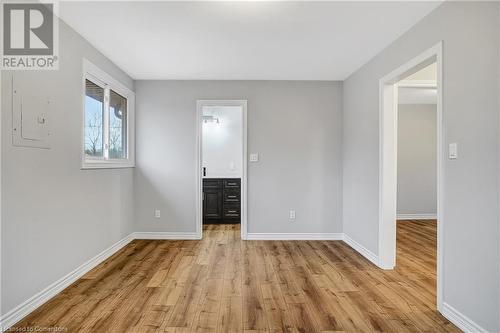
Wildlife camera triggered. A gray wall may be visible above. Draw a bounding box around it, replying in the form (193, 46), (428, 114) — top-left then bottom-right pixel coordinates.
(1, 20), (134, 315)
(134, 81), (342, 234)
(397, 104), (437, 216)
(342, 2), (499, 331)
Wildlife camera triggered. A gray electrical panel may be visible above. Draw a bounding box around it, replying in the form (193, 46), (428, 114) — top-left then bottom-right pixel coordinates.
(12, 75), (51, 149)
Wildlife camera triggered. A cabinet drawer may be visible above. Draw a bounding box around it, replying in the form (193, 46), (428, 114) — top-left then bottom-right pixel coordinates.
(223, 179), (240, 189)
(203, 179), (222, 189)
(223, 190), (240, 203)
(223, 205), (240, 219)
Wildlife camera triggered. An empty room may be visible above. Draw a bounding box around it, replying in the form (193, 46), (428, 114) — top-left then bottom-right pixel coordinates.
(1, 1), (499, 333)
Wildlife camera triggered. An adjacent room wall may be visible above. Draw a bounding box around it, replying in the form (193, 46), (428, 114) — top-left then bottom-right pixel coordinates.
(134, 81), (342, 234)
(342, 1), (499, 331)
(397, 104), (437, 217)
(1, 19), (134, 316)
(202, 106), (243, 178)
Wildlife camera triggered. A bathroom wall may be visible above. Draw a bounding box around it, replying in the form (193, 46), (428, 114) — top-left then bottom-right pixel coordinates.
(202, 106), (243, 178)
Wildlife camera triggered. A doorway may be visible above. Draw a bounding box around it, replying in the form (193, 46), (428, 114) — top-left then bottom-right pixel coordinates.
(397, 63), (437, 222)
(196, 100), (248, 240)
(378, 42), (443, 310)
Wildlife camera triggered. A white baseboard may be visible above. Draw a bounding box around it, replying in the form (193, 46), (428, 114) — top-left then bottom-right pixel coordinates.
(0, 230), (201, 331)
(0, 233), (134, 331)
(133, 232), (200, 240)
(340, 238), (490, 333)
(246, 233), (343, 240)
(5, 230), (481, 333)
(442, 302), (488, 333)
(2, 229), (341, 329)
(397, 213), (437, 220)
(342, 233), (391, 269)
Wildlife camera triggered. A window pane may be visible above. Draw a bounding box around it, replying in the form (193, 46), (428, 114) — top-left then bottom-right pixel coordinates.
(84, 80), (104, 158)
(109, 90), (127, 159)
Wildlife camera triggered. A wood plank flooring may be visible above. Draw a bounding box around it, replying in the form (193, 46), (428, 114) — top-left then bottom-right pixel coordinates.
(12, 220), (459, 332)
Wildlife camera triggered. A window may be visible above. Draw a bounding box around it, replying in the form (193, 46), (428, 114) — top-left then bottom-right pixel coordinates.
(109, 90), (127, 159)
(82, 60), (135, 169)
(84, 80), (104, 158)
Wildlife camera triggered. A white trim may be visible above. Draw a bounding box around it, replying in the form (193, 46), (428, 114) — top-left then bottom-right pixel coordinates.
(0, 229), (377, 331)
(324, 231), (487, 331)
(442, 303), (489, 333)
(196, 100), (248, 241)
(245, 233), (389, 269)
(397, 214), (437, 220)
(378, 41), (444, 310)
(81, 59), (135, 169)
(133, 232), (200, 240)
(3, 230), (472, 332)
(247, 233), (343, 241)
(0, 68), (3, 328)
(0, 233), (134, 331)
(242, 103), (248, 240)
(397, 79), (437, 88)
(0, 229), (206, 331)
(342, 234), (390, 269)
(195, 103), (202, 240)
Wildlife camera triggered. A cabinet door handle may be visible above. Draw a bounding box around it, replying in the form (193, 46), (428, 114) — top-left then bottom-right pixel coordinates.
(227, 210), (238, 213)
(228, 183), (236, 186)
(227, 195), (237, 198)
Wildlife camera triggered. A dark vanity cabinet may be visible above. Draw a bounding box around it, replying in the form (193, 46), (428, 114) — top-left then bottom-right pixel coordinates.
(203, 178), (241, 224)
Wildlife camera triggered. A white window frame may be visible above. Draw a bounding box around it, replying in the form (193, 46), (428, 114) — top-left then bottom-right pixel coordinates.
(82, 59), (135, 169)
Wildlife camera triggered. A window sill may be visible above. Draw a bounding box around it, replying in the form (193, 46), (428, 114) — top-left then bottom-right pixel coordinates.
(81, 160), (135, 170)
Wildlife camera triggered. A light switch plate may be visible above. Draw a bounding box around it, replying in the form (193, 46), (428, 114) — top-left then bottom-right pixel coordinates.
(249, 153), (259, 162)
(449, 143), (458, 159)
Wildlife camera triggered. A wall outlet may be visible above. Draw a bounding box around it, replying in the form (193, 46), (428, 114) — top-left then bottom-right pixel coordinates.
(154, 209), (161, 218)
(289, 210), (296, 220)
(249, 153), (259, 162)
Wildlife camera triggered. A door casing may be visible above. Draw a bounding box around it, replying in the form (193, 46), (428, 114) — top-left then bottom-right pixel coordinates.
(196, 100), (248, 239)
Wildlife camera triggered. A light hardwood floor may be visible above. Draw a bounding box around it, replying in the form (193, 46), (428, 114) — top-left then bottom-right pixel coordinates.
(13, 220), (458, 332)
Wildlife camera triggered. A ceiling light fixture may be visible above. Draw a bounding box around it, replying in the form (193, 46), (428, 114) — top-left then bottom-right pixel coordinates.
(202, 115), (220, 124)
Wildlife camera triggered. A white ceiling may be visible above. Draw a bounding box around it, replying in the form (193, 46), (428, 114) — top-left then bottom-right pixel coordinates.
(59, 1), (442, 80)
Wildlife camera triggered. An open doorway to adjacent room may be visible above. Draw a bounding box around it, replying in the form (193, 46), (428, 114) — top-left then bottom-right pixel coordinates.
(379, 42), (443, 310)
(196, 100), (248, 239)
(396, 61), (438, 305)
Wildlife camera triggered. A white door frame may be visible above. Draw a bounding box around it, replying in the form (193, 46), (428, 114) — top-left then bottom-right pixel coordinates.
(196, 100), (248, 240)
(378, 41), (443, 310)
